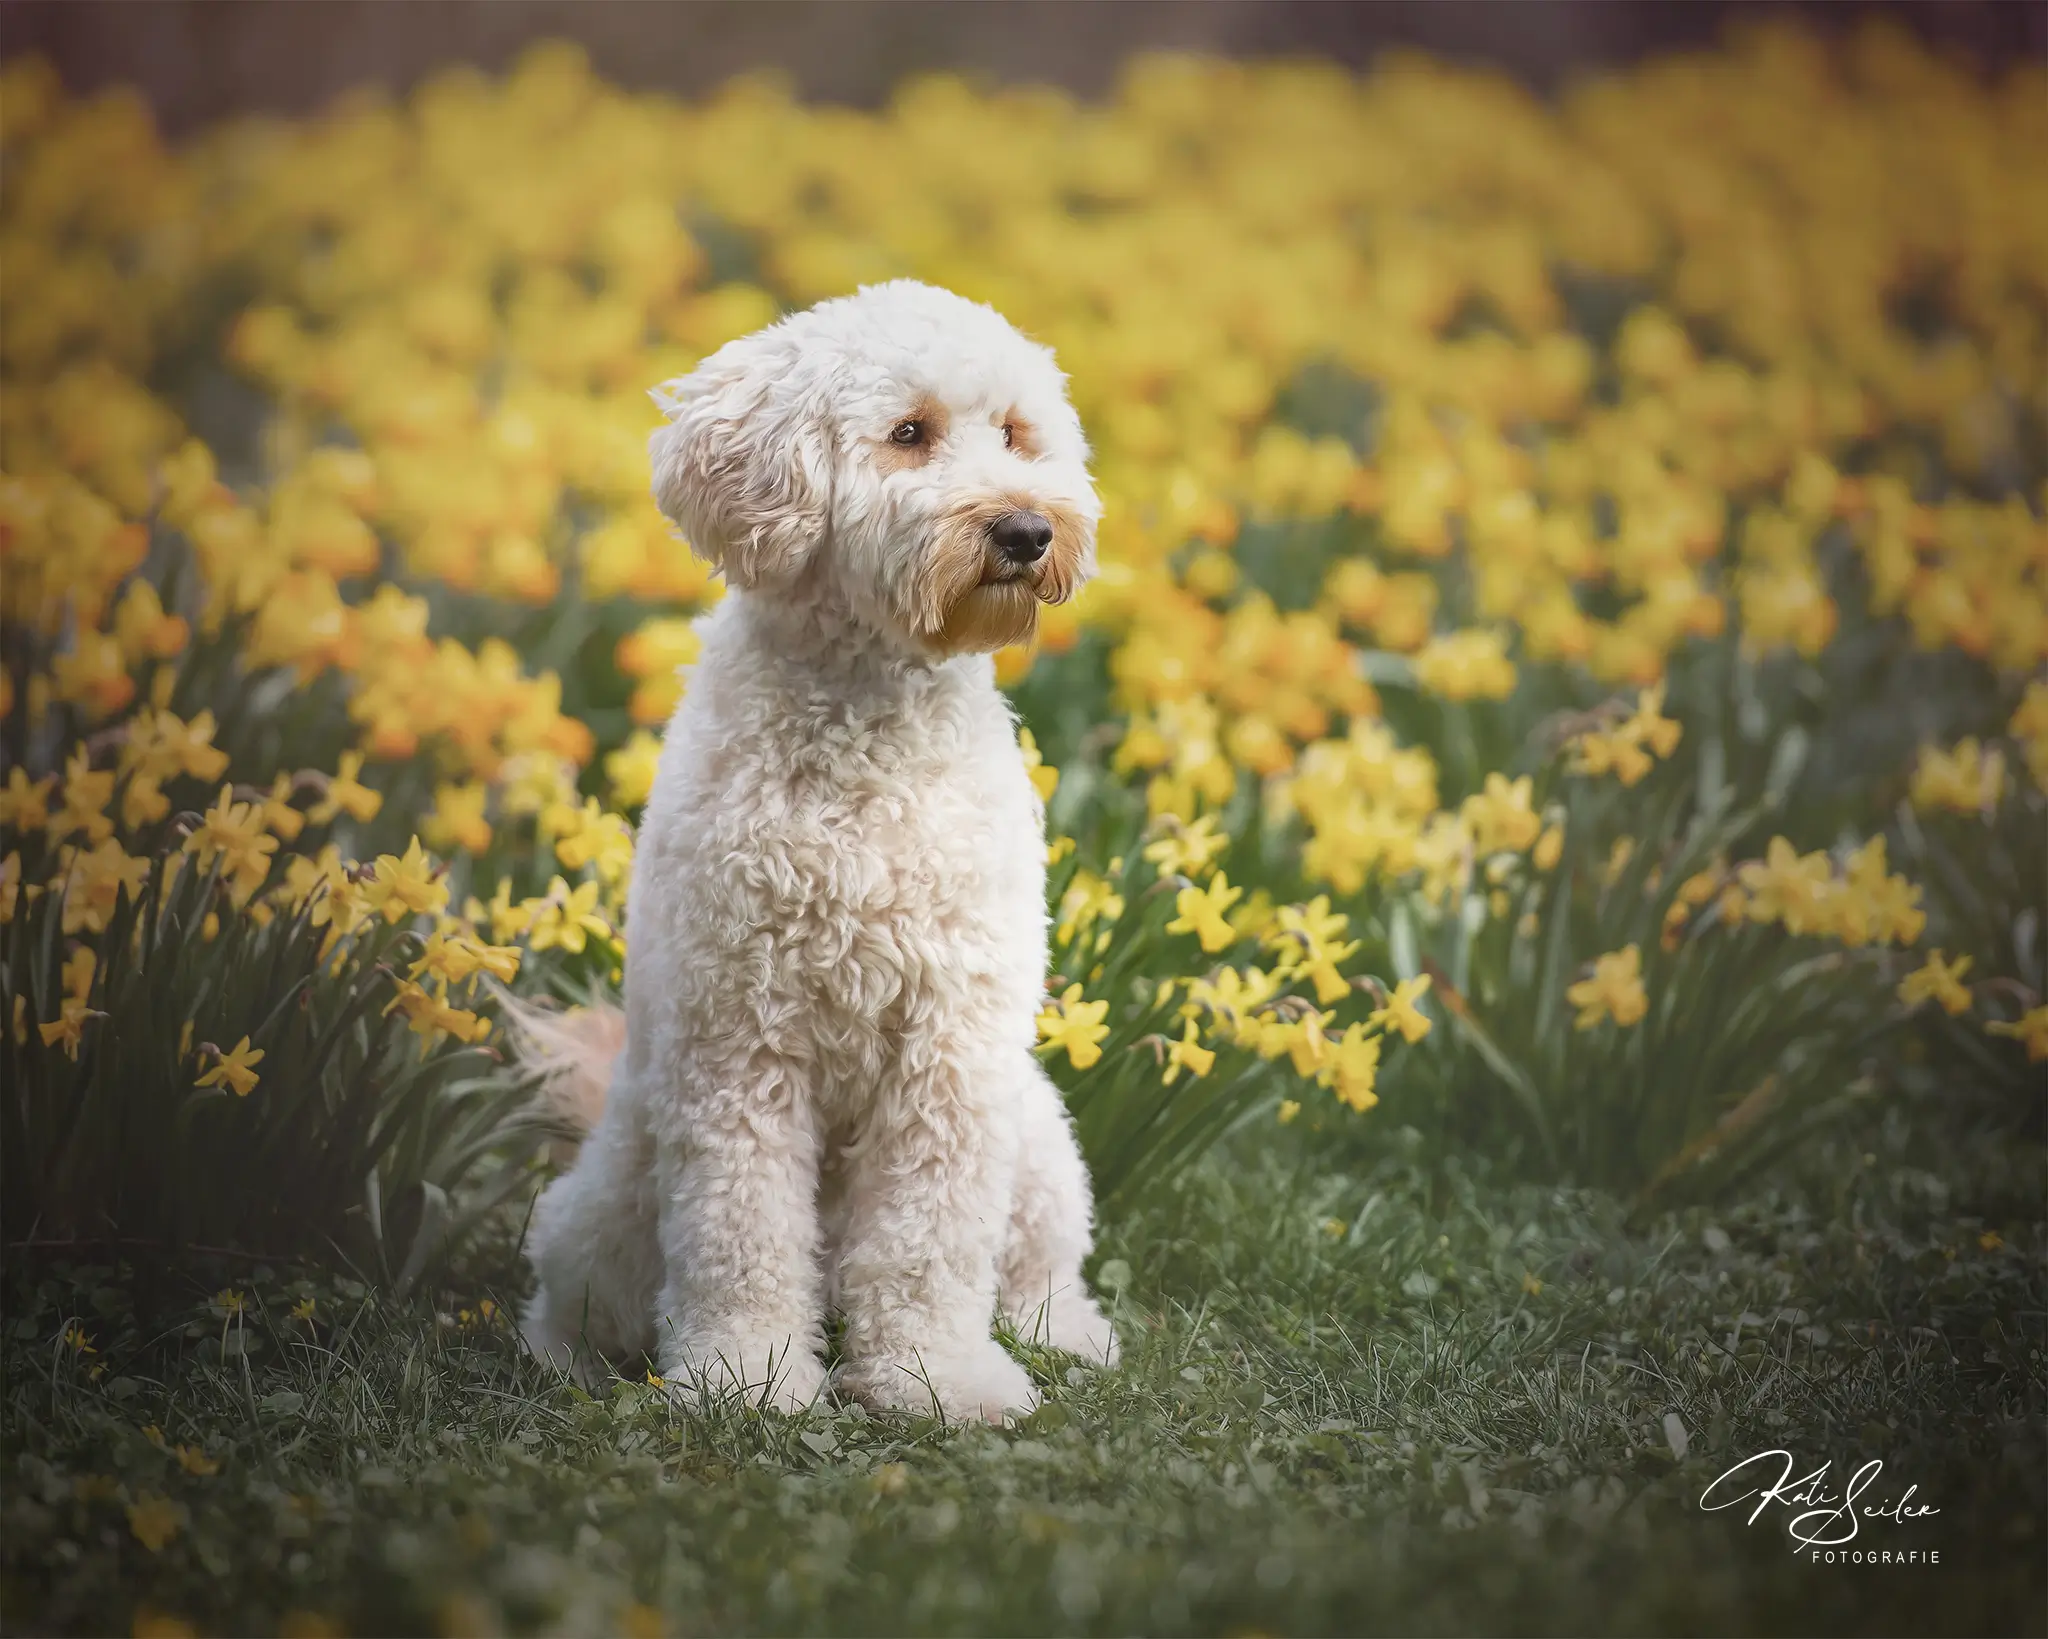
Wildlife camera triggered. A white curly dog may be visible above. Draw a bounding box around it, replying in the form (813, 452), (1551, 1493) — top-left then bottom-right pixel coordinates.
(519, 280), (1118, 1423)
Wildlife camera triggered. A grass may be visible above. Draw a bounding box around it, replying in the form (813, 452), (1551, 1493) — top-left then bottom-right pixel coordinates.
(5, 1093), (2041, 1637)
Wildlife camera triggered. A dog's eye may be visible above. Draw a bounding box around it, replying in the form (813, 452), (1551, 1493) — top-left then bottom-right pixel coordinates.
(1001, 423), (1015, 449)
(889, 420), (925, 446)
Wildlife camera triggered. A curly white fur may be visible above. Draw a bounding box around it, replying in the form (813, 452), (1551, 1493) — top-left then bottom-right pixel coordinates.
(520, 281), (1118, 1423)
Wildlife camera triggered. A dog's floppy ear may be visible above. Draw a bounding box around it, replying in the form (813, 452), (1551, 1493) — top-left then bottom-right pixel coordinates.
(649, 326), (831, 589)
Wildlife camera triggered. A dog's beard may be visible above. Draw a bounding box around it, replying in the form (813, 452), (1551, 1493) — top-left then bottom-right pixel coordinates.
(938, 580), (1041, 653)
(912, 498), (1091, 657)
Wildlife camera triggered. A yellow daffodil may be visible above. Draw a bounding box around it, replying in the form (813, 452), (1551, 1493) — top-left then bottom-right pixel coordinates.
(183, 786), (280, 905)
(410, 931), (521, 988)
(38, 995), (99, 1059)
(1227, 889), (1280, 943)
(468, 878), (536, 944)
(1897, 951), (1972, 1016)
(127, 1495), (184, 1553)
(1569, 686), (1682, 787)
(58, 837), (150, 935)
(362, 838), (448, 924)
(253, 773), (307, 843)
(1737, 838), (1835, 938)
(0, 769), (55, 831)
(1180, 965), (1279, 1049)
(1987, 1006), (2048, 1063)
(112, 580), (190, 665)
(1161, 1017), (1215, 1085)
(50, 749), (115, 844)
(1037, 984), (1110, 1070)
(385, 979), (492, 1054)
(1368, 974), (1434, 1043)
(1283, 1009), (1336, 1078)
(1056, 870), (1124, 947)
(423, 781), (493, 855)
(1267, 897), (1359, 1004)
(1412, 628), (1517, 702)
(1909, 739), (2006, 815)
(1566, 945), (1648, 1030)
(286, 847), (372, 947)
(1018, 728), (1058, 804)
(1832, 836), (1925, 947)
(1143, 814), (1229, 881)
(1318, 1021), (1382, 1112)
(524, 877), (612, 954)
(1461, 772), (1542, 855)
(605, 730), (663, 809)
(196, 1036), (265, 1097)
(551, 800), (635, 885)
(1167, 872), (1244, 953)
(118, 707), (229, 786)
(2011, 681), (2048, 790)
(309, 751), (384, 825)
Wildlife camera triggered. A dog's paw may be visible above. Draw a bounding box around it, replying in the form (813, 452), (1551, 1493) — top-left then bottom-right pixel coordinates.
(842, 1339), (1041, 1425)
(1002, 1289), (1122, 1369)
(1046, 1294), (1121, 1369)
(657, 1338), (828, 1416)
(520, 1300), (610, 1391)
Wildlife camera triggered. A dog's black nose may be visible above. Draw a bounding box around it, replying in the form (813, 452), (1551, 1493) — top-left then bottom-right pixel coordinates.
(991, 509), (1053, 566)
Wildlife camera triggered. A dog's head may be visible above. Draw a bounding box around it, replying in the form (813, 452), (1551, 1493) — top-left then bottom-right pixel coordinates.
(649, 280), (1098, 657)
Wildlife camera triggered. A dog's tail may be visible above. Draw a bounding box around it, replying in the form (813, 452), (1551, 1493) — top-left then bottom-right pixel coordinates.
(499, 995), (627, 1139)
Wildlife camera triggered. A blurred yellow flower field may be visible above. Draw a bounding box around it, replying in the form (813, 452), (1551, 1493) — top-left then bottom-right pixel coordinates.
(0, 21), (2042, 1259)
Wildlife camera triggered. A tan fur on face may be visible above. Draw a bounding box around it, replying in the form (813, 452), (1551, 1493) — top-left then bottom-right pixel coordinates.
(874, 396), (948, 474)
(939, 581), (1041, 654)
(913, 493), (1093, 657)
(1002, 412), (1043, 459)
(1034, 500), (1091, 608)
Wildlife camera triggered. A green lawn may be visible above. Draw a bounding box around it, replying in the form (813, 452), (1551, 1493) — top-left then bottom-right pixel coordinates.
(6, 1098), (2041, 1637)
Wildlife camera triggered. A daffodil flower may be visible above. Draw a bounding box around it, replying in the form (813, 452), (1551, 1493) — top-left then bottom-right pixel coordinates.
(1566, 946), (1648, 1031)
(1143, 814), (1228, 881)
(363, 837), (449, 924)
(1987, 1006), (2048, 1063)
(524, 877), (613, 954)
(196, 1037), (266, 1097)
(1167, 872), (1243, 954)
(1367, 974), (1433, 1044)
(1037, 984), (1111, 1070)
(1161, 1017), (1215, 1085)
(309, 751), (384, 825)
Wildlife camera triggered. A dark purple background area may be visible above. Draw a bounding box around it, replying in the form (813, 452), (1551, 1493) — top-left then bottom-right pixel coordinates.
(3, 0), (2042, 132)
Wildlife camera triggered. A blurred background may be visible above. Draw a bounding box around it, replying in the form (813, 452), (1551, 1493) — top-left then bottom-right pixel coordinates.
(5, 0), (2043, 130)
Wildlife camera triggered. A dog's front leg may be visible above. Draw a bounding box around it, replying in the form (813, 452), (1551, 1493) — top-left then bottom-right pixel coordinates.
(833, 1052), (1040, 1423)
(649, 1077), (829, 1415)
(998, 1059), (1120, 1367)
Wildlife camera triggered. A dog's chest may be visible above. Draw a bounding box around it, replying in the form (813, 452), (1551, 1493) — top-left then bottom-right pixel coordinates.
(691, 682), (1047, 1013)
(767, 716), (1033, 920)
